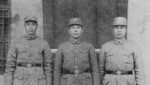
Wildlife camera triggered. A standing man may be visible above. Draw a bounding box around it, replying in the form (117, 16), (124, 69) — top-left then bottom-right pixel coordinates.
(99, 17), (144, 85)
(53, 18), (100, 85)
(4, 15), (52, 85)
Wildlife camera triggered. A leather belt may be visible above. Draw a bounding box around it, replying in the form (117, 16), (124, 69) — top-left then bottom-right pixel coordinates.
(63, 69), (91, 74)
(105, 70), (133, 75)
(17, 63), (42, 68)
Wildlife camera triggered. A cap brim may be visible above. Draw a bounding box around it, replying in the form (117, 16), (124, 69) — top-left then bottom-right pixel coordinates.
(25, 20), (37, 22)
(69, 24), (82, 26)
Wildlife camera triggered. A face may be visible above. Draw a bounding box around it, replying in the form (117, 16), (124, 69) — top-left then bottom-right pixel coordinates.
(68, 25), (83, 39)
(113, 25), (127, 39)
(25, 21), (38, 35)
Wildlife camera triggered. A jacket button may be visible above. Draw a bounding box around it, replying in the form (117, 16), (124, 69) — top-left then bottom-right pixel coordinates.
(26, 64), (32, 68)
(75, 66), (78, 68)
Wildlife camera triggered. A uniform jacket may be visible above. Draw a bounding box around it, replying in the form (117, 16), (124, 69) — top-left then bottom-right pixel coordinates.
(99, 39), (144, 85)
(53, 39), (100, 85)
(4, 34), (52, 85)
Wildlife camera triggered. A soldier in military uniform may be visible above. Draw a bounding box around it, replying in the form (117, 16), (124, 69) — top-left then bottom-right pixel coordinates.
(53, 18), (100, 85)
(99, 17), (144, 85)
(4, 15), (52, 85)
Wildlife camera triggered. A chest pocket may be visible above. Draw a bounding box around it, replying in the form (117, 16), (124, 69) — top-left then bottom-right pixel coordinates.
(124, 51), (133, 57)
(105, 52), (114, 60)
(17, 46), (28, 59)
(63, 50), (73, 61)
(78, 50), (89, 57)
(17, 45), (28, 53)
(76, 50), (89, 63)
(105, 52), (115, 63)
(123, 51), (134, 64)
(106, 52), (114, 57)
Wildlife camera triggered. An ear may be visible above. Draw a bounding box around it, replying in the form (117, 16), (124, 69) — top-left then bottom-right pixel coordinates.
(36, 23), (38, 28)
(111, 28), (114, 34)
(36, 22), (38, 26)
(68, 28), (71, 34)
(24, 23), (26, 28)
(81, 28), (83, 33)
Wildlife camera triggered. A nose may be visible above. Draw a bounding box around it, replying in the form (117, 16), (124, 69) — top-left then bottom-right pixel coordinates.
(29, 25), (33, 29)
(117, 27), (122, 31)
(74, 28), (78, 32)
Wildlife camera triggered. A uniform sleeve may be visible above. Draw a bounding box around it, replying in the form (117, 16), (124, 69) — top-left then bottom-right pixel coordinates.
(4, 42), (17, 85)
(53, 45), (63, 85)
(99, 45), (106, 84)
(89, 44), (100, 85)
(134, 45), (145, 85)
(43, 42), (52, 85)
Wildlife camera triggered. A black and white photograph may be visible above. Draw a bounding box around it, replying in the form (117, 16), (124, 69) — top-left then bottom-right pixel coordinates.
(0, 0), (149, 85)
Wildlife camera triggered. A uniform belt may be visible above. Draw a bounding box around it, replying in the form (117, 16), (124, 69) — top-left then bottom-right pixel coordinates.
(17, 63), (42, 67)
(63, 69), (91, 74)
(105, 70), (133, 75)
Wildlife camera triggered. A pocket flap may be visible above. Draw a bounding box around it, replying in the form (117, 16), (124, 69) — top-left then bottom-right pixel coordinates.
(14, 67), (24, 79)
(61, 75), (68, 79)
(84, 73), (92, 78)
(36, 74), (46, 79)
(63, 50), (72, 53)
(14, 73), (24, 79)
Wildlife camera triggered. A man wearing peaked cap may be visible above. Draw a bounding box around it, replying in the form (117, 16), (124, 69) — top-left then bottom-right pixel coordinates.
(4, 15), (52, 85)
(69, 18), (83, 26)
(24, 15), (38, 22)
(113, 17), (127, 26)
(54, 18), (100, 85)
(99, 17), (144, 85)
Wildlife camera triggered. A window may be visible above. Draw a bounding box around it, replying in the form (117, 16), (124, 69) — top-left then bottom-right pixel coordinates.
(0, 0), (10, 74)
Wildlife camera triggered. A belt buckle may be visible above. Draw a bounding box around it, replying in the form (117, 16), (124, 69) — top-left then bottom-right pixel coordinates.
(116, 70), (121, 75)
(75, 70), (79, 77)
(75, 70), (79, 74)
(26, 63), (32, 68)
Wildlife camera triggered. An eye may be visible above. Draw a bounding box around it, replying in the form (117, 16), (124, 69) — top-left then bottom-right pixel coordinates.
(77, 26), (81, 29)
(25, 22), (30, 25)
(32, 22), (37, 25)
(70, 26), (74, 30)
(113, 25), (126, 28)
(113, 25), (119, 28)
(120, 25), (126, 29)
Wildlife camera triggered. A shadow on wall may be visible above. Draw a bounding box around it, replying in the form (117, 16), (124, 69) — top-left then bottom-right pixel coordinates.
(12, 13), (20, 24)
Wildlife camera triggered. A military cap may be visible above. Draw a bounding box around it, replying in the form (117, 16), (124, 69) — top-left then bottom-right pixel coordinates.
(113, 17), (127, 26)
(24, 15), (37, 22)
(69, 18), (83, 26)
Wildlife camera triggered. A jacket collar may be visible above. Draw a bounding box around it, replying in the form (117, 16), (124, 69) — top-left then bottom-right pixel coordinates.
(69, 37), (81, 44)
(24, 34), (37, 40)
(114, 38), (126, 45)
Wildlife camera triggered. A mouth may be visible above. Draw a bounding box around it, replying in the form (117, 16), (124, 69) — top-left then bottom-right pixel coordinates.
(28, 30), (34, 33)
(117, 33), (122, 36)
(73, 32), (79, 35)
(74, 34), (80, 36)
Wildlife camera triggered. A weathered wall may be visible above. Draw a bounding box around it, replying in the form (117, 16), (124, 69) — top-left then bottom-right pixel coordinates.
(128, 0), (150, 85)
(1, 0), (149, 85)
(43, 0), (128, 48)
(11, 0), (43, 42)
